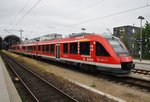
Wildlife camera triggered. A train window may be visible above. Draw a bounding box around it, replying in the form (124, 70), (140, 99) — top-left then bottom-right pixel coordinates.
(28, 46), (29, 51)
(22, 46), (25, 50)
(80, 42), (90, 55)
(28, 46), (32, 52)
(96, 42), (110, 56)
(24, 46), (26, 51)
(38, 45), (40, 51)
(27, 46), (29, 51)
(63, 43), (68, 54)
(30, 46), (33, 51)
(50, 44), (54, 54)
(34, 46), (36, 51)
(70, 42), (78, 54)
(24, 46), (27, 51)
(42, 45), (45, 52)
(46, 45), (49, 52)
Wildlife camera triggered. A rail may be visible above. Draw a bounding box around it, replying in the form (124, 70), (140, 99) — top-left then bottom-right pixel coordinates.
(1, 53), (78, 102)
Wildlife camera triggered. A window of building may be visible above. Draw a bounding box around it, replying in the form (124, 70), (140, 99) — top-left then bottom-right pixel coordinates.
(38, 45), (40, 51)
(96, 42), (110, 56)
(70, 42), (78, 54)
(42, 45), (45, 52)
(46, 45), (49, 52)
(50, 44), (54, 54)
(80, 42), (90, 55)
(63, 43), (68, 54)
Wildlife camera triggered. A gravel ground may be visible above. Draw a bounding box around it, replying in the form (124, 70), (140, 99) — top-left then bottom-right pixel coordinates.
(4, 57), (34, 102)
(4, 51), (116, 102)
(5, 51), (150, 102)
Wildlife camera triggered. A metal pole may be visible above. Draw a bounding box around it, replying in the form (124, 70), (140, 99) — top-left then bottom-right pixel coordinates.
(107, 29), (113, 35)
(20, 29), (24, 42)
(138, 16), (144, 61)
(20, 29), (24, 56)
(140, 19), (143, 61)
(140, 19), (142, 61)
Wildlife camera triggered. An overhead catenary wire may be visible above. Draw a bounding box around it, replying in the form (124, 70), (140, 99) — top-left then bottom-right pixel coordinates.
(10, 0), (42, 30)
(56, 4), (150, 30)
(8, 0), (32, 28)
(64, 0), (105, 18)
(6, 1), (150, 37)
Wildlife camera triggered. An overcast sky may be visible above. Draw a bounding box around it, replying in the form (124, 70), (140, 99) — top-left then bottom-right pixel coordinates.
(0, 0), (150, 39)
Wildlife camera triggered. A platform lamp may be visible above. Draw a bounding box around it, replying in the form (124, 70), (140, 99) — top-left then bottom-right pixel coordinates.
(138, 16), (144, 61)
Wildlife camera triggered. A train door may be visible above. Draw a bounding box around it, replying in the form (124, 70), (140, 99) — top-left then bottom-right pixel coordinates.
(56, 44), (60, 59)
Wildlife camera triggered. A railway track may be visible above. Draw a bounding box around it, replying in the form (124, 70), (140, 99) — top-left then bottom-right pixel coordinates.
(1, 53), (78, 102)
(38, 57), (150, 92)
(132, 69), (150, 76)
(95, 73), (150, 92)
(2, 51), (150, 95)
(24, 54), (150, 93)
(116, 76), (150, 92)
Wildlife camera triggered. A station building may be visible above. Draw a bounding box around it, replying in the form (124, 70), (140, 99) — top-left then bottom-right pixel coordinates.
(113, 25), (140, 56)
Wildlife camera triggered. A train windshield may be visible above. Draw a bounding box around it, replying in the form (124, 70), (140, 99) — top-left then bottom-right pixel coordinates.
(107, 38), (129, 56)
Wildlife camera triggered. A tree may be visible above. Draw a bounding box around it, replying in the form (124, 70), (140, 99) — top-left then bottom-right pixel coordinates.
(133, 21), (150, 59)
(143, 21), (150, 59)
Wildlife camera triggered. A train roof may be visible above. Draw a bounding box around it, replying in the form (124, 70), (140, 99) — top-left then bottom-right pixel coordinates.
(15, 33), (115, 46)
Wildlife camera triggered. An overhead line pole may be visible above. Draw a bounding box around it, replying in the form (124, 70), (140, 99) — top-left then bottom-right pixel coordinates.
(20, 29), (24, 42)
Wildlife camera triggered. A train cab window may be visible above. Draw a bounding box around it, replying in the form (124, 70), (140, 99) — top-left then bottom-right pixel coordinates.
(50, 44), (54, 54)
(63, 43), (68, 54)
(96, 42), (110, 56)
(38, 45), (40, 51)
(46, 45), (49, 53)
(42, 45), (45, 52)
(80, 42), (90, 55)
(70, 42), (78, 54)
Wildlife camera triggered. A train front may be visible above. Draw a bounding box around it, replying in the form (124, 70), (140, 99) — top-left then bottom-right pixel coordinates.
(107, 36), (135, 75)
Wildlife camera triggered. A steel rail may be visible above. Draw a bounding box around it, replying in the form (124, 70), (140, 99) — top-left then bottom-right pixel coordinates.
(1, 53), (78, 102)
(132, 69), (150, 76)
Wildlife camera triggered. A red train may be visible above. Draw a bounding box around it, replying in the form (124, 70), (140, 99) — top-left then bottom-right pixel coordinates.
(9, 33), (135, 75)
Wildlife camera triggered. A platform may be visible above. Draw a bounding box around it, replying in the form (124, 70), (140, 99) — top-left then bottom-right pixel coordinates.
(0, 55), (21, 102)
(133, 59), (150, 65)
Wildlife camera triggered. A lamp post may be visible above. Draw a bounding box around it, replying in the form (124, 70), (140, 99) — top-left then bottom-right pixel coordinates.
(81, 28), (86, 33)
(138, 16), (144, 61)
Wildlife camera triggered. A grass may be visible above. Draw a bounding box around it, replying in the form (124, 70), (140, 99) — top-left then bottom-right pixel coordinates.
(90, 80), (96, 88)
